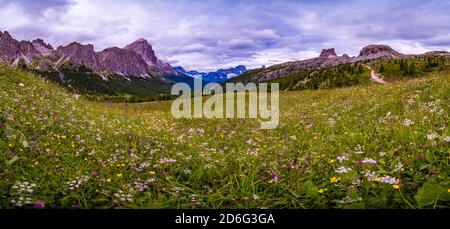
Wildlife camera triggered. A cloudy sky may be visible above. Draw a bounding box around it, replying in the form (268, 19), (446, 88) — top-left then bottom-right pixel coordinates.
(0, 0), (449, 71)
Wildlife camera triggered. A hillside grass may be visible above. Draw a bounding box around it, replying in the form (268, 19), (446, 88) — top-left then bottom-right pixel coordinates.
(0, 66), (449, 209)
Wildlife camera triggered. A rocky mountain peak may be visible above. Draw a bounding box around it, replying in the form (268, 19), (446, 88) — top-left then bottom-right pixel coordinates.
(97, 47), (151, 78)
(124, 38), (157, 66)
(32, 39), (53, 50)
(0, 31), (13, 40)
(319, 48), (337, 59)
(359, 44), (402, 57)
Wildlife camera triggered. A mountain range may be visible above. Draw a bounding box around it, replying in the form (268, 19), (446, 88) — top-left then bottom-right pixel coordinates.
(0, 31), (178, 79)
(230, 44), (449, 83)
(173, 65), (247, 82)
(1, 30), (449, 101)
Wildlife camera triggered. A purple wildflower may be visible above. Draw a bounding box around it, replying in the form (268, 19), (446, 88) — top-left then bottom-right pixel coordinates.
(33, 201), (45, 209)
(418, 155), (424, 161)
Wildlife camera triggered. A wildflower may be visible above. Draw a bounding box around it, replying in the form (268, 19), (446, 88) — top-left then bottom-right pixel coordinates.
(375, 177), (381, 182)
(34, 161), (39, 166)
(131, 163), (137, 169)
(18, 83), (24, 87)
(336, 156), (348, 162)
(158, 158), (177, 164)
(113, 190), (133, 202)
(379, 176), (400, 185)
(394, 163), (404, 172)
(444, 137), (450, 143)
(61, 135), (67, 139)
(66, 176), (89, 190)
(286, 162), (294, 169)
(364, 171), (378, 181)
(269, 172), (280, 184)
(335, 166), (352, 174)
(403, 119), (414, 126)
(116, 174), (123, 177)
(91, 171), (98, 176)
(329, 159), (336, 164)
(33, 201), (45, 209)
(7, 151), (14, 157)
(337, 196), (362, 204)
(418, 155), (424, 161)
(330, 176), (339, 183)
(426, 132), (438, 141)
(252, 194), (260, 200)
(448, 189), (450, 193)
(71, 204), (80, 209)
(318, 188), (328, 194)
(392, 184), (400, 190)
(106, 178), (111, 182)
(360, 158), (377, 165)
(149, 171), (156, 175)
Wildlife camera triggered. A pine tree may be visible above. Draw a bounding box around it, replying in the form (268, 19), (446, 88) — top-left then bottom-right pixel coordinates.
(399, 60), (405, 71)
(409, 63), (416, 75)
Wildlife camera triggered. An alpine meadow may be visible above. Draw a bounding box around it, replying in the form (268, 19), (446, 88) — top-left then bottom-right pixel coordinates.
(0, 0), (449, 212)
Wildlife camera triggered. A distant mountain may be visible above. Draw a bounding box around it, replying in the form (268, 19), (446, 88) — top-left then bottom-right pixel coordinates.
(174, 65), (247, 82)
(229, 44), (410, 83)
(0, 31), (178, 79)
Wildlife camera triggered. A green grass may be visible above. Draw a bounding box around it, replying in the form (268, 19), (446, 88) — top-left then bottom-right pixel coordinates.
(0, 65), (449, 209)
(370, 56), (450, 81)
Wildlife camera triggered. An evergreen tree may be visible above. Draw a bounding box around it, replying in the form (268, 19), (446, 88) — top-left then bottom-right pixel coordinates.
(409, 63), (416, 75)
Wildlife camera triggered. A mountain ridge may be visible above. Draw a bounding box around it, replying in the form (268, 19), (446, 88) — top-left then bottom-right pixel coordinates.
(0, 31), (178, 78)
(230, 44), (448, 83)
(173, 65), (247, 82)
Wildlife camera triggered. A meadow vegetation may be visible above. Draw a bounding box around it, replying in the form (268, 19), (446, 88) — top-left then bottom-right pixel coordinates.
(0, 65), (449, 209)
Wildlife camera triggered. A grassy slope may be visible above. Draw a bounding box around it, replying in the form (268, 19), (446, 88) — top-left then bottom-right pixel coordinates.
(0, 66), (449, 208)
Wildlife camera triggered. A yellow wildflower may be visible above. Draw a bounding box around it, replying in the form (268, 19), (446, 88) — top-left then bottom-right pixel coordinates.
(61, 135), (67, 139)
(116, 174), (123, 177)
(149, 171), (156, 175)
(329, 159), (336, 164)
(34, 161), (39, 166)
(392, 184), (400, 189)
(318, 188), (328, 194)
(375, 177), (381, 182)
(106, 178), (111, 182)
(330, 176), (339, 183)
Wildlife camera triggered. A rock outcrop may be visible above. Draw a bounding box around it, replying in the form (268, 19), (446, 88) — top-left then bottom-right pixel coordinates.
(51, 42), (101, 71)
(97, 47), (150, 77)
(355, 44), (403, 61)
(319, 48), (337, 59)
(124, 38), (158, 66)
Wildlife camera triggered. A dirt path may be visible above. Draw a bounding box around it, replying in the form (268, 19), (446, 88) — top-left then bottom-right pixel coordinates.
(365, 65), (386, 84)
